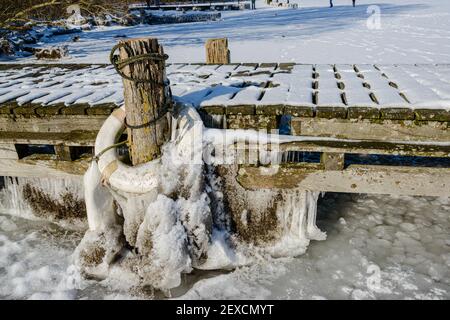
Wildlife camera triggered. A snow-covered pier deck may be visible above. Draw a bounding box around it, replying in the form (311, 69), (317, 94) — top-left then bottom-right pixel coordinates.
(1, 63), (449, 120)
(0, 63), (449, 196)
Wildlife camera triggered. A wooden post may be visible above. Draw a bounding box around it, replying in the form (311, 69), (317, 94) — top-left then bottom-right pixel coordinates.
(321, 152), (345, 171)
(118, 38), (170, 165)
(205, 38), (230, 64)
(54, 144), (72, 161)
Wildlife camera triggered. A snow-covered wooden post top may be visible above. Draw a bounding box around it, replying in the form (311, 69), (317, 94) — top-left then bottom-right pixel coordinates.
(206, 38), (230, 64)
(113, 38), (171, 165)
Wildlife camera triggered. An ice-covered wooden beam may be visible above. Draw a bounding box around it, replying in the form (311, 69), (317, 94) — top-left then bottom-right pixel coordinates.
(236, 164), (450, 197)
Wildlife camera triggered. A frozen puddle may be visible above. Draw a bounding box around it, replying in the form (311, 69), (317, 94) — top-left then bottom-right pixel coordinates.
(0, 193), (448, 300)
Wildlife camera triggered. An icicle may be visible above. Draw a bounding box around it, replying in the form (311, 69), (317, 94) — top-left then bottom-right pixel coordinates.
(306, 191), (327, 241)
(0, 175), (85, 226)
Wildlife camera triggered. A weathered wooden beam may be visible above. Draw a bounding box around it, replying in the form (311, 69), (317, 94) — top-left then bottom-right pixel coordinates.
(255, 104), (284, 116)
(315, 107), (347, 119)
(291, 117), (450, 142)
(380, 108), (415, 120)
(279, 140), (450, 158)
(0, 131), (98, 146)
(415, 109), (450, 122)
(226, 114), (277, 130)
(0, 143), (19, 160)
(118, 37), (171, 165)
(284, 105), (314, 117)
(321, 152), (345, 170)
(205, 38), (230, 64)
(278, 63), (295, 71)
(236, 164), (450, 197)
(347, 107), (380, 119)
(54, 145), (72, 161)
(0, 115), (108, 133)
(0, 157), (89, 178)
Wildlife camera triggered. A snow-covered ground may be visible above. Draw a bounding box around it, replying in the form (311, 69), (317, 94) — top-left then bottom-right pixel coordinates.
(1, 193), (448, 299)
(0, 0), (449, 300)
(2, 0), (450, 64)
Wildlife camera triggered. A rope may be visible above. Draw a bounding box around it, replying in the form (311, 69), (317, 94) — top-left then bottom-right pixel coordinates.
(109, 42), (169, 85)
(93, 140), (128, 162)
(110, 41), (174, 130)
(124, 107), (172, 130)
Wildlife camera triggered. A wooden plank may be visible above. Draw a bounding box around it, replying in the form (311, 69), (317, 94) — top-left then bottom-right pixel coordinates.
(35, 105), (63, 116)
(380, 108), (415, 120)
(315, 106), (347, 119)
(347, 107), (380, 119)
(291, 117), (450, 142)
(260, 63), (278, 68)
(414, 109), (450, 121)
(241, 63), (259, 68)
(61, 105), (88, 115)
(278, 63), (295, 71)
(200, 105), (225, 115)
(54, 145), (72, 161)
(85, 104), (115, 115)
(0, 115), (107, 133)
(0, 143), (18, 160)
(278, 140), (450, 158)
(255, 104), (284, 116)
(0, 131), (98, 146)
(226, 114), (277, 130)
(225, 105), (255, 115)
(0, 157), (88, 178)
(13, 104), (38, 116)
(284, 105), (314, 117)
(0, 103), (18, 114)
(236, 164), (450, 197)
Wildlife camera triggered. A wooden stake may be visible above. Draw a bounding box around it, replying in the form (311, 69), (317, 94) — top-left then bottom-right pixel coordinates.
(205, 38), (230, 64)
(321, 152), (345, 171)
(118, 38), (170, 165)
(54, 144), (72, 161)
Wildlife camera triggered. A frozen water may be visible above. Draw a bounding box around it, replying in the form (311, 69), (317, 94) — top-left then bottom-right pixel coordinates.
(0, 193), (448, 299)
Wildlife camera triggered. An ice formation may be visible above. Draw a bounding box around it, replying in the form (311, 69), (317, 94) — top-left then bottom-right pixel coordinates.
(73, 105), (326, 291)
(0, 176), (86, 229)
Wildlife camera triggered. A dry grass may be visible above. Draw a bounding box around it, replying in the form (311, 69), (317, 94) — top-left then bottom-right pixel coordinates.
(22, 183), (86, 221)
(0, 0), (132, 29)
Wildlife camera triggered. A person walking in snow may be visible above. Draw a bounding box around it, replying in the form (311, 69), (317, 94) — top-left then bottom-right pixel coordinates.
(352, 0), (356, 7)
(251, 0), (256, 10)
(330, 0), (333, 8)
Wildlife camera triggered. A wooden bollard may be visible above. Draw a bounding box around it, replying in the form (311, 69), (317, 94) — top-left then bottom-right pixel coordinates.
(205, 38), (230, 64)
(116, 38), (171, 165)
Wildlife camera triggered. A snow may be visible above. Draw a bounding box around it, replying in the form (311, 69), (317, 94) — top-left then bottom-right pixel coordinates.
(1, 193), (448, 299)
(2, 0), (450, 65)
(180, 194), (450, 300)
(2, 62), (450, 110)
(0, 0), (450, 299)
